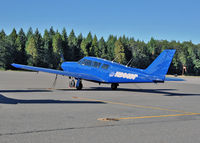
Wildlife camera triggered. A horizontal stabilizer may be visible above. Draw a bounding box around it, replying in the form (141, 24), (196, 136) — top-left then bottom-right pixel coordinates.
(165, 77), (185, 81)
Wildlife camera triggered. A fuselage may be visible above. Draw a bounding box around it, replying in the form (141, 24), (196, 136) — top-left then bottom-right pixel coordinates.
(61, 57), (162, 83)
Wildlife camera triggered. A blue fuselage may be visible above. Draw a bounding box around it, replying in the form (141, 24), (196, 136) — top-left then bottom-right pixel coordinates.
(61, 57), (161, 83)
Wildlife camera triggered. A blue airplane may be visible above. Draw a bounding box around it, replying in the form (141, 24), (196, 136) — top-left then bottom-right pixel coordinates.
(11, 49), (183, 90)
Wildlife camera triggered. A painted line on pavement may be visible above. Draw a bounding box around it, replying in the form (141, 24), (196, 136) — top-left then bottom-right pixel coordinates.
(73, 96), (194, 114)
(98, 113), (200, 121)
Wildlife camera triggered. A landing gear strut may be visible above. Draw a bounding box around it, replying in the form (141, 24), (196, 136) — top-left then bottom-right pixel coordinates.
(76, 79), (83, 90)
(111, 83), (119, 90)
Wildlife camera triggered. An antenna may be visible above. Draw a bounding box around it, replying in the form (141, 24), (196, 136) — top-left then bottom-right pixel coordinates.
(112, 55), (119, 63)
(126, 58), (133, 67)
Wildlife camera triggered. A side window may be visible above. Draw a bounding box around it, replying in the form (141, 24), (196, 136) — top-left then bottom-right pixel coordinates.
(85, 60), (92, 66)
(92, 61), (101, 68)
(101, 64), (109, 70)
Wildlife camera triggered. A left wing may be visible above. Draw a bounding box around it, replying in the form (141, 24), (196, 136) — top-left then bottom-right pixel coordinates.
(11, 63), (79, 78)
(11, 63), (105, 82)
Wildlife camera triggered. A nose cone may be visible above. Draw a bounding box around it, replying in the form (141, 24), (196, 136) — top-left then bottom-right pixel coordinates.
(61, 62), (77, 72)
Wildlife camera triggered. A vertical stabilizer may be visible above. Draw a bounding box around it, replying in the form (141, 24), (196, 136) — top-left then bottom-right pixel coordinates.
(145, 49), (176, 76)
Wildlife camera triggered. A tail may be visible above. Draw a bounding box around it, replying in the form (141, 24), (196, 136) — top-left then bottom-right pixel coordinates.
(144, 49), (176, 77)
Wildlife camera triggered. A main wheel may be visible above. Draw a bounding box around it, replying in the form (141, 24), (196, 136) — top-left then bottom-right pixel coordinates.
(76, 82), (83, 90)
(111, 83), (118, 90)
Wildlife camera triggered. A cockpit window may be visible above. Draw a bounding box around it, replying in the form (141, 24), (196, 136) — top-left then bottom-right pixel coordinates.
(101, 64), (109, 70)
(78, 59), (82, 64)
(92, 61), (101, 68)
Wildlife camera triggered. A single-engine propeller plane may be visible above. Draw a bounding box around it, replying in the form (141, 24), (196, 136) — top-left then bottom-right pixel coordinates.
(12, 49), (183, 90)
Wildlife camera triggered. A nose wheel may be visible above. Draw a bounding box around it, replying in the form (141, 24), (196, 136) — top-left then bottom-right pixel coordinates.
(69, 78), (83, 90)
(69, 79), (75, 88)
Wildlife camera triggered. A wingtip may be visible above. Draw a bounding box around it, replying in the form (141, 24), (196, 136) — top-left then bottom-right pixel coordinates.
(11, 63), (19, 68)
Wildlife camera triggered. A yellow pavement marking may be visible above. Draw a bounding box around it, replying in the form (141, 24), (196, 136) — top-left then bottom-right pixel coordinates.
(73, 97), (193, 114)
(98, 113), (200, 121)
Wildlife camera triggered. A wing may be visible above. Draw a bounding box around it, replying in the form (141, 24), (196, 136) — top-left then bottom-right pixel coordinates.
(11, 63), (105, 82)
(11, 63), (78, 77)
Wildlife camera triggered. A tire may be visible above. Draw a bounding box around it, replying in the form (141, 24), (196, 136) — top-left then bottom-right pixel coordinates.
(69, 80), (75, 87)
(111, 83), (118, 90)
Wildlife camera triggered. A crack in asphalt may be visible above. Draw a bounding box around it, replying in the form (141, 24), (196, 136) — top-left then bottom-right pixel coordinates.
(0, 117), (199, 137)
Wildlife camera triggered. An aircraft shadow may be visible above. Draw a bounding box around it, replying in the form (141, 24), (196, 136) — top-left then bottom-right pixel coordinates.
(1, 88), (199, 97)
(0, 94), (105, 104)
(0, 89), (52, 93)
(58, 87), (200, 96)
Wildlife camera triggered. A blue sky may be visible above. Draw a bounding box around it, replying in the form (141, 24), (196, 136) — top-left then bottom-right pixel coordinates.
(0, 0), (200, 43)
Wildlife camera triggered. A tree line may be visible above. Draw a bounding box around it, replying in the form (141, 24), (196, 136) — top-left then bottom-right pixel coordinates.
(0, 27), (200, 75)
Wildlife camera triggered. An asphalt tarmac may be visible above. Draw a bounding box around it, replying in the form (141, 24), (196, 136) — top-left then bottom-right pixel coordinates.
(0, 71), (200, 143)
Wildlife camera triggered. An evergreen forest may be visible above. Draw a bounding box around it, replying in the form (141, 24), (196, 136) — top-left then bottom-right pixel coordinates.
(0, 27), (200, 75)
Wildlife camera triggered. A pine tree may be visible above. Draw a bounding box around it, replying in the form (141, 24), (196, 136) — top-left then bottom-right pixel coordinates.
(26, 27), (33, 40)
(86, 32), (93, 56)
(131, 40), (149, 68)
(16, 28), (27, 64)
(75, 33), (83, 60)
(92, 35), (98, 57)
(147, 37), (157, 61)
(68, 29), (77, 60)
(121, 35), (132, 63)
(9, 28), (17, 44)
(52, 32), (62, 68)
(0, 29), (6, 40)
(81, 32), (93, 56)
(34, 28), (44, 66)
(48, 27), (55, 64)
(98, 37), (107, 59)
(43, 29), (53, 67)
(61, 28), (68, 61)
(49, 26), (55, 39)
(114, 37), (126, 64)
(8, 28), (18, 65)
(26, 35), (37, 65)
(81, 38), (88, 56)
(0, 30), (6, 69)
(106, 35), (117, 60)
